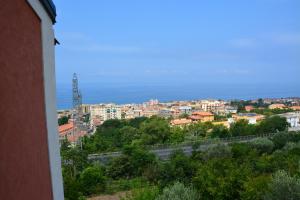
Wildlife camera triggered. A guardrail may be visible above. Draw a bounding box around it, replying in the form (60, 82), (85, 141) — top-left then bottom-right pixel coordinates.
(147, 133), (276, 150)
(88, 132), (277, 160)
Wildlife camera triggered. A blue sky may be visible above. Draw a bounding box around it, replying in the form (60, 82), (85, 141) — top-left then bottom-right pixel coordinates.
(54, 0), (300, 88)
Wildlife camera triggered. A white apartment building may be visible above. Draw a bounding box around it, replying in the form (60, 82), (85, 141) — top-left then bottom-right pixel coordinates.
(200, 100), (225, 113)
(90, 104), (122, 122)
(278, 112), (300, 129)
(123, 109), (143, 119)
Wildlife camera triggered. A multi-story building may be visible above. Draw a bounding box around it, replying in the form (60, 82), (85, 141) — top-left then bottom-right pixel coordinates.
(143, 109), (159, 118)
(230, 113), (265, 124)
(190, 111), (214, 122)
(224, 105), (238, 114)
(58, 121), (87, 145)
(57, 109), (72, 119)
(58, 122), (74, 143)
(90, 104), (122, 122)
(159, 109), (173, 118)
(123, 109), (144, 119)
(269, 103), (286, 109)
(148, 99), (159, 106)
(81, 104), (91, 114)
(199, 100), (225, 114)
(178, 106), (192, 114)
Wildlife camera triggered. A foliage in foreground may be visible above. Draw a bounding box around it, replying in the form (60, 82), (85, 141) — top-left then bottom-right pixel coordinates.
(60, 117), (299, 200)
(264, 170), (300, 200)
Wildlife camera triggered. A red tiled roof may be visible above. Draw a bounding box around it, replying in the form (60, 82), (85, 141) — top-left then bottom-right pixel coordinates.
(58, 122), (73, 134)
(291, 106), (300, 110)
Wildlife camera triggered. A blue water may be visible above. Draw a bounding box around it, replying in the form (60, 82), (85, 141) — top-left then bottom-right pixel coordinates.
(56, 82), (300, 110)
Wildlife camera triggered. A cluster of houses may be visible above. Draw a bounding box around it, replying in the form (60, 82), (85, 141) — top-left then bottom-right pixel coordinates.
(170, 103), (300, 130)
(57, 99), (300, 144)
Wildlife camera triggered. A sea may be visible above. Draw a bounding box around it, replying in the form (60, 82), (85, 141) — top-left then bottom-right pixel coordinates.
(56, 82), (300, 110)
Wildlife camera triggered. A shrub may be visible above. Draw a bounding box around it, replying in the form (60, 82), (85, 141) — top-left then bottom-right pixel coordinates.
(249, 138), (274, 154)
(264, 170), (300, 200)
(155, 182), (200, 200)
(79, 166), (106, 195)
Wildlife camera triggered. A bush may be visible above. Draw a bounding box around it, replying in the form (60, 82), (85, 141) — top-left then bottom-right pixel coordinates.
(229, 119), (256, 136)
(211, 125), (230, 138)
(264, 170), (300, 200)
(155, 182), (200, 200)
(158, 151), (197, 187)
(79, 166), (106, 195)
(249, 138), (274, 154)
(256, 116), (289, 134)
(241, 175), (270, 200)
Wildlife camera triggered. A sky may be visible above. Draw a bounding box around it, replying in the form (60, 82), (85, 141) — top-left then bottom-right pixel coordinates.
(54, 0), (300, 104)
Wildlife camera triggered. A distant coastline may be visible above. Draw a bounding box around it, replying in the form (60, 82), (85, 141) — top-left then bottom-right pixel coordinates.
(56, 82), (300, 110)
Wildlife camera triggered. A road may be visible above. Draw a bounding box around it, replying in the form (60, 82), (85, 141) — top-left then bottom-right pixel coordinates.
(88, 133), (276, 163)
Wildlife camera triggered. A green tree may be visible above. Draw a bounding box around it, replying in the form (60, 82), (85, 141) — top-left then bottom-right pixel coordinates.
(264, 170), (300, 200)
(79, 166), (106, 195)
(240, 175), (270, 200)
(256, 116), (289, 134)
(128, 117), (148, 128)
(159, 151), (197, 187)
(58, 115), (69, 125)
(62, 170), (84, 200)
(120, 126), (140, 146)
(61, 147), (89, 179)
(249, 138), (274, 154)
(193, 158), (250, 200)
(211, 125), (230, 138)
(186, 122), (212, 137)
(229, 119), (255, 136)
(169, 126), (185, 143)
(107, 145), (156, 179)
(140, 116), (171, 145)
(271, 132), (290, 150)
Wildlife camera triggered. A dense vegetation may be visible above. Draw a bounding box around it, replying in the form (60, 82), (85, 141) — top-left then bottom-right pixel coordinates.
(80, 116), (288, 154)
(58, 115), (70, 126)
(250, 108), (294, 116)
(61, 116), (299, 200)
(229, 99), (293, 116)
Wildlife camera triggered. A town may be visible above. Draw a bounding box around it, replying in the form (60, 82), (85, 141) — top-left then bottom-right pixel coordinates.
(58, 94), (300, 145)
